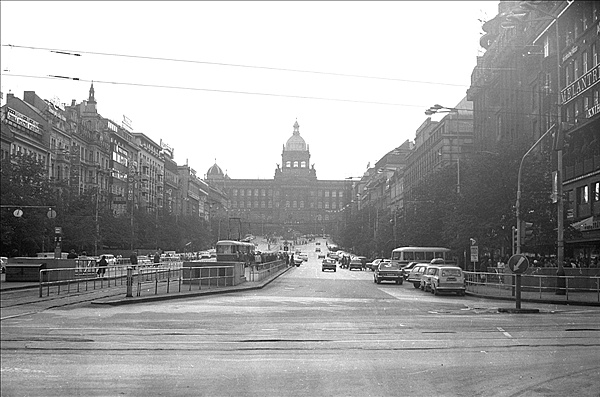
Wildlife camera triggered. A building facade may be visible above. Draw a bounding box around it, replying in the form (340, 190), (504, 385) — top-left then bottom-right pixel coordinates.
(205, 121), (349, 237)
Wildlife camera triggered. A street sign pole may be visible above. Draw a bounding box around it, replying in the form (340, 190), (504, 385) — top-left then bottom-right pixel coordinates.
(508, 254), (529, 310)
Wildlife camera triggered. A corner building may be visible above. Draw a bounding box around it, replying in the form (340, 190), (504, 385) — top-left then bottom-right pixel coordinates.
(206, 121), (350, 237)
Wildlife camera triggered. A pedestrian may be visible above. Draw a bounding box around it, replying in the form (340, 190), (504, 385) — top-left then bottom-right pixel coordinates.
(129, 251), (138, 268)
(97, 255), (108, 277)
(290, 253), (295, 266)
(67, 249), (78, 259)
(153, 252), (161, 266)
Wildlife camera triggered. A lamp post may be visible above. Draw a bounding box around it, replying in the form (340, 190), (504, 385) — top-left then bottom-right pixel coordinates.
(425, 105), (461, 194)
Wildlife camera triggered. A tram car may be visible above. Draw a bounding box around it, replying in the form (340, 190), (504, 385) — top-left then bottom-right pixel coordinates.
(215, 240), (256, 263)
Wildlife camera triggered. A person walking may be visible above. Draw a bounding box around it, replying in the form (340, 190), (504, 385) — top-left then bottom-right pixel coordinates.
(67, 249), (78, 259)
(129, 251), (138, 268)
(153, 252), (161, 266)
(97, 255), (108, 278)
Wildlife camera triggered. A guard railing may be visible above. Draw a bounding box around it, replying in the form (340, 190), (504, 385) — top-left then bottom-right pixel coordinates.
(464, 270), (600, 303)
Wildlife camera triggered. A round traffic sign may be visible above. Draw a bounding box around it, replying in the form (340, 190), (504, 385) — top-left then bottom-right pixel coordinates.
(508, 254), (529, 274)
(47, 209), (57, 219)
(13, 209), (23, 217)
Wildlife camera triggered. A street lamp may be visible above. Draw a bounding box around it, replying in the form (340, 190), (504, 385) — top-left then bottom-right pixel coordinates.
(424, 104), (461, 194)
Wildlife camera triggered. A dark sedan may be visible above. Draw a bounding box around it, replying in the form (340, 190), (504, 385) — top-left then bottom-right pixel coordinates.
(374, 262), (404, 284)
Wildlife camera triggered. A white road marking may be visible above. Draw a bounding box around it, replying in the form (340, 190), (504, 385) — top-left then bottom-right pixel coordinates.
(497, 326), (512, 338)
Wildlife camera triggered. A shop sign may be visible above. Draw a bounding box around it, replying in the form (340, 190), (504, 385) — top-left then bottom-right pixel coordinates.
(562, 45), (578, 63)
(561, 64), (600, 105)
(7, 107), (41, 133)
(586, 103), (600, 119)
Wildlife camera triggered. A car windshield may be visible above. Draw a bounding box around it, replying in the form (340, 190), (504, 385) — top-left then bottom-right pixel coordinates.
(380, 263), (400, 270)
(441, 268), (462, 277)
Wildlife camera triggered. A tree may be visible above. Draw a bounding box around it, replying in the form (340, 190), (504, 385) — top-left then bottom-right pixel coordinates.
(1, 155), (55, 256)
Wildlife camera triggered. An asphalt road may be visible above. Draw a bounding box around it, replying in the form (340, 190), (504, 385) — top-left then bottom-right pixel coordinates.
(2, 241), (600, 396)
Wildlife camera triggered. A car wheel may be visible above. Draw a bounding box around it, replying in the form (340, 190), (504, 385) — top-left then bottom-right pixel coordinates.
(399, 280), (403, 285)
(376, 278), (381, 284)
(413, 282), (420, 289)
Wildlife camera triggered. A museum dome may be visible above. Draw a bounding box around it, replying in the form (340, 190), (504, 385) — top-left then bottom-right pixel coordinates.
(285, 120), (307, 151)
(207, 162), (224, 177)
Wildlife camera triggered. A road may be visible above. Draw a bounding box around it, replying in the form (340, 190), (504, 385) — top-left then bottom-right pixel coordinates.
(2, 240), (600, 396)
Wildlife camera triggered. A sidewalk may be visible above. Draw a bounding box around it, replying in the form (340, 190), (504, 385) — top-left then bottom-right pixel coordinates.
(466, 284), (600, 307)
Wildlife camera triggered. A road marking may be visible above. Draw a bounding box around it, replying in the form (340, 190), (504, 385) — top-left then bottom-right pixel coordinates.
(497, 326), (512, 338)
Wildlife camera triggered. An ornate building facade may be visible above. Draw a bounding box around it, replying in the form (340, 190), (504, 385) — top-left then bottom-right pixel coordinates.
(205, 121), (350, 237)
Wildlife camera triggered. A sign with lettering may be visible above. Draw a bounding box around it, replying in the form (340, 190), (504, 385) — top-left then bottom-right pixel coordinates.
(6, 107), (41, 133)
(561, 64), (600, 105)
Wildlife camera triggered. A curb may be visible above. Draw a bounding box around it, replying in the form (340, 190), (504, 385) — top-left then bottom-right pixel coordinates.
(91, 266), (293, 306)
(465, 291), (600, 307)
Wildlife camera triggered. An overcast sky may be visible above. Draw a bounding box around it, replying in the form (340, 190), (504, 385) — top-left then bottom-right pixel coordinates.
(1, 1), (499, 180)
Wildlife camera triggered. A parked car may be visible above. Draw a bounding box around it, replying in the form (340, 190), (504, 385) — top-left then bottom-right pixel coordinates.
(374, 262), (404, 284)
(401, 262), (420, 279)
(318, 253), (326, 259)
(356, 256), (368, 270)
(293, 255), (303, 266)
(420, 265), (438, 292)
(298, 252), (309, 262)
(348, 259), (363, 271)
(407, 263), (429, 288)
(315, 247), (321, 252)
(321, 258), (336, 272)
(429, 265), (466, 296)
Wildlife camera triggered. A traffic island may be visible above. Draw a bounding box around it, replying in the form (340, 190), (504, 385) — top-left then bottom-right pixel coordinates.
(497, 308), (540, 314)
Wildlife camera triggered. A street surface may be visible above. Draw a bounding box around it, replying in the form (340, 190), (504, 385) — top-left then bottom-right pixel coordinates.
(2, 240), (600, 396)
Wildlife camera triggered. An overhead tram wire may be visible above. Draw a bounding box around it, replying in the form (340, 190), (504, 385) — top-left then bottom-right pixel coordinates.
(1, 72), (555, 120)
(1, 72), (426, 108)
(1, 44), (555, 97)
(2, 43), (467, 88)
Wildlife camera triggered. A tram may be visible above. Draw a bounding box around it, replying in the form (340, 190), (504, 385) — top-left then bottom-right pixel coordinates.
(215, 240), (256, 262)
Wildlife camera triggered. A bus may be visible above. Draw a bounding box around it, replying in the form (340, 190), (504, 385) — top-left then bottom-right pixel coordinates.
(215, 240), (255, 263)
(389, 247), (453, 267)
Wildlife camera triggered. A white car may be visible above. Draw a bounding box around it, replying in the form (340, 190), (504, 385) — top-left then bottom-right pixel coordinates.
(298, 252), (309, 262)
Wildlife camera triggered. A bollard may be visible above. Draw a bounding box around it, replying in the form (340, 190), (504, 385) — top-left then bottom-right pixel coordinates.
(126, 266), (133, 297)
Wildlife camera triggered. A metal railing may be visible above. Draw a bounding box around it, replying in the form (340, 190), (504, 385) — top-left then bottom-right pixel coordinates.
(464, 271), (600, 303)
(39, 261), (182, 298)
(247, 260), (286, 282)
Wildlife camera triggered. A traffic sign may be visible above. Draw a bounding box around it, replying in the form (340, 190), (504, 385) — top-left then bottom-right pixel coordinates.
(470, 246), (479, 262)
(508, 254), (529, 274)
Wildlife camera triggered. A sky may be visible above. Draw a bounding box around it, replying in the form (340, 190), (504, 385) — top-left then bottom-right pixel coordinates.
(1, 1), (500, 181)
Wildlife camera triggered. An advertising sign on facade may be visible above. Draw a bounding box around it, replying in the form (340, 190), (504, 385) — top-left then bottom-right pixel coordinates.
(561, 64), (600, 105)
(6, 107), (41, 133)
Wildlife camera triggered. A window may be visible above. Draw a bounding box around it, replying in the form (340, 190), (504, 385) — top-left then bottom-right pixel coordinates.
(583, 51), (589, 73)
(299, 201), (304, 208)
(300, 161), (306, 168)
(543, 35), (550, 58)
(254, 189), (258, 196)
(325, 191), (330, 197)
(286, 161), (291, 168)
(574, 58), (580, 80)
(325, 202), (329, 209)
(579, 185), (589, 204)
(293, 201), (297, 208)
(247, 189), (251, 196)
(332, 191), (337, 198)
(594, 183), (600, 203)
(233, 189), (238, 196)
(286, 201), (290, 208)
(593, 43), (598, 66)
(293, 161), (298, 167)
(240, 189), (245, 196)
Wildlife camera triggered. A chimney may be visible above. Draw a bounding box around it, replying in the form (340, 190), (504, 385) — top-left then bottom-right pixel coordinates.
(24, 91), (36, 106)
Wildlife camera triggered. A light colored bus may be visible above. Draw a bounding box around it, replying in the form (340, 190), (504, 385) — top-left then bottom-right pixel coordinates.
(389, 246), (453, 267)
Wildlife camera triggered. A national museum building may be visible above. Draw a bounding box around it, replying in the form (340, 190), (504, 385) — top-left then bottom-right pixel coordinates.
(205, 121), (350, 236)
